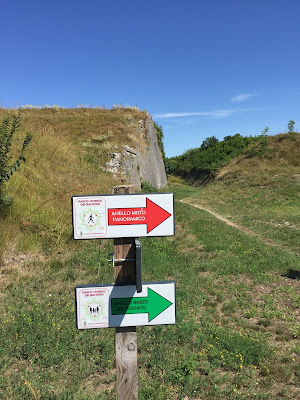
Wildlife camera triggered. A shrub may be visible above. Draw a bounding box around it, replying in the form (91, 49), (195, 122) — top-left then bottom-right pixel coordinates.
(166, 134), (256, 182)
(287, 120), (297, 141)
(287, 120), (295, 134)
(154, 123), (165, 161)
(0, 112), (32, 205)
(141, 180), (157, 193)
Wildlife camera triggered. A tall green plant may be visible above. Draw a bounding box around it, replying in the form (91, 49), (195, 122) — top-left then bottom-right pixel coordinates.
(154, 122), (165, 161)
(0, 112), (32, 204)
(287, 120), (297, 141)
(258, 126), (269, 155)
(287, 120), (295, 134)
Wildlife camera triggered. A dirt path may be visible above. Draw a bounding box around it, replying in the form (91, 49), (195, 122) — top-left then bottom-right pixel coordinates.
(180, 198), (296, 254)
(180, 198), (257, 236)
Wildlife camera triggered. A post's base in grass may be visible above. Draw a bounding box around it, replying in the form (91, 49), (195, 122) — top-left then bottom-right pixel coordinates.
(116, 327), (138, 400)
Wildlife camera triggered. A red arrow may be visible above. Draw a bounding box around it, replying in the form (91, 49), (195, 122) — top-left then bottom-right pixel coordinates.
(108, 198), (172, 233)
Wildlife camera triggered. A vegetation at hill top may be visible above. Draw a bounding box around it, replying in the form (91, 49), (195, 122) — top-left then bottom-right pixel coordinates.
(0, 108), (299, 399)
(166, 121), (299, 184)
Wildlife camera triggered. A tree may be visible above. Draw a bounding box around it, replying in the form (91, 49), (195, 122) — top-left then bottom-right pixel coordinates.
(201, 136), (219, 149)
(287, 120), (295, 134)
(0, 112), (32, 205)
(287, 120), (297, 141)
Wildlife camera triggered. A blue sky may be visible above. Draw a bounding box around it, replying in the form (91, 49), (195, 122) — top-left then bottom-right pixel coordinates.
(1, 0), (299, 157)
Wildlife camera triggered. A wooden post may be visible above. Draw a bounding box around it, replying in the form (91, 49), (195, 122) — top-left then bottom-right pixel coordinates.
(113, 185), (138, 400)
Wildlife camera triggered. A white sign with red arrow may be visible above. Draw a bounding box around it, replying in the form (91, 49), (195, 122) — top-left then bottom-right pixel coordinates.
(72, 193), (174, 239)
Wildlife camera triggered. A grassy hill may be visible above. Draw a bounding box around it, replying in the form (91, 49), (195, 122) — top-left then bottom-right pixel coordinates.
(0, 107), (150, 263)
(0, 113), (299, 399)
(180, 133), (300, 254)
(166, 129), (299, 186)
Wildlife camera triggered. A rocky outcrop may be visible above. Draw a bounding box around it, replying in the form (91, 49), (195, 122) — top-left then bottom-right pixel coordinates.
(106, 115), (167, 190)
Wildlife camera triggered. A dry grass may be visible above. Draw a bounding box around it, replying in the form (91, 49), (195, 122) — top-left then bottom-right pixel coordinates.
(0, 107), (149, 263)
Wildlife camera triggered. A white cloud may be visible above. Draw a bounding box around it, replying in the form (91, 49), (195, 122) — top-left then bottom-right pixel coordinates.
(153, 107), (267, 119)
(231, 93), (255, 103)
(154, 110), (231, 118)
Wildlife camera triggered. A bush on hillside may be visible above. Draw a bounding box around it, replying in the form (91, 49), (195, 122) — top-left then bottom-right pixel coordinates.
(287, 120), (298, 141)
(0, 112), (32, 206)
(167, 120), (298, 183)
(166, 134), (258, 182)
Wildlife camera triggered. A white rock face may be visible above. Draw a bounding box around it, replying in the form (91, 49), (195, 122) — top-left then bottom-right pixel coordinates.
(106, 116), (167, 190)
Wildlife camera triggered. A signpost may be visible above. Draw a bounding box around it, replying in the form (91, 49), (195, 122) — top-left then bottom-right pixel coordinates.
(72, 187), (176, 400)
(75, 281), (176, 328)
(72, 193), (174, 239)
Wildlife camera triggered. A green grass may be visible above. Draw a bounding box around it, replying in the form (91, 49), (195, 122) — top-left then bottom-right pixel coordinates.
(1, 242), (116, 399)
(1, 184), (299, 399)
(181, 134), (300, 254)
(1, 117), (299, 399)
(188, 178), (300, 253)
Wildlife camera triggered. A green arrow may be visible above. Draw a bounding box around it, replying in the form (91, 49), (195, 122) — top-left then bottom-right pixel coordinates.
(111, 288), (173, 322)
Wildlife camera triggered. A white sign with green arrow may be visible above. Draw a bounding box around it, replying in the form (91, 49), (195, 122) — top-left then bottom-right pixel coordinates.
(76, 281), (176, 329)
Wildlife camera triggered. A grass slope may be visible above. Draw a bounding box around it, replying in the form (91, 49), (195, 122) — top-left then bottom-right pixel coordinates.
(0, 119), (299, 399)
(0, 107), (149, 262)
(1, 184), (299, 399)
(181, 134), (300, 254)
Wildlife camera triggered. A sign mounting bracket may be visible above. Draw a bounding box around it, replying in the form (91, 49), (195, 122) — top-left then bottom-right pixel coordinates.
(135, 238), (142, 293)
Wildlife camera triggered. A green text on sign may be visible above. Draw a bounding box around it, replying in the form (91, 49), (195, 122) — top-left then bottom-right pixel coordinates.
(111, 288), (173, 322)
